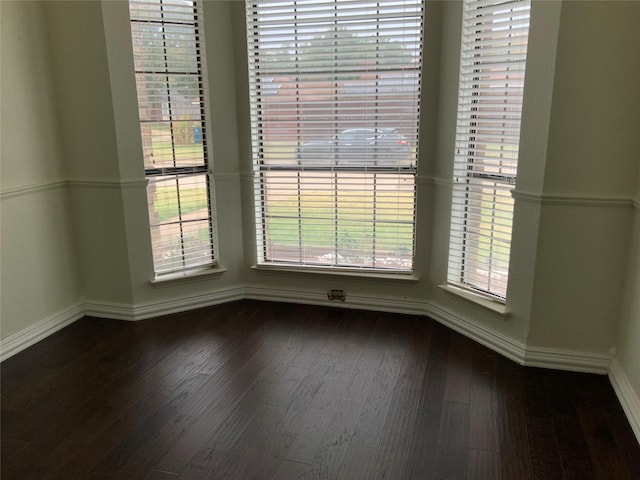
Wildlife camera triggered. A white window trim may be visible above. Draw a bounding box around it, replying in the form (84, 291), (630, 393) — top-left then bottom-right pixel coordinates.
(150, 264), (228, 287)
(251, 263), (419, 282)
(439, 284), (510, 316)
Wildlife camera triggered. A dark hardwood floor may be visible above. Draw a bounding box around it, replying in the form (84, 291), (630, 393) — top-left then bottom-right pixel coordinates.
(2, 300), (639, 479)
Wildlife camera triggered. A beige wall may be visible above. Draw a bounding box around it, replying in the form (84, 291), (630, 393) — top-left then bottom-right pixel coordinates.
(527, 1), (640, 354)
(43, 1), (135, 305)
(542, 1), (639, 199)
(1, 1), (82, 339)
(1, 1), (65, 190)
(617, 170), (640, 406)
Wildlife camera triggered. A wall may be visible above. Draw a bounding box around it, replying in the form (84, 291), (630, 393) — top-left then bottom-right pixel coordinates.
(614, 169), (640, 437)
(526, 1), (639, 358)
(0, 1), (82, 346)
(43, 1), (135, 308)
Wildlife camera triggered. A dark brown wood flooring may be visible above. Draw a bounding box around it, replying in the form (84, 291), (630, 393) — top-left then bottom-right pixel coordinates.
(2, 300), (639, 479)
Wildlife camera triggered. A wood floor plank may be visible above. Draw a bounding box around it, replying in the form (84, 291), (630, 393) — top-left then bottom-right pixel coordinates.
(114, 413), (197, 478)
(579, 405), (636, 480)
(276, 360), (336, 435)
(468, 448), (500, 480)
(156, 346), (283, 474)
(284, 369), (353, 463)
(418, 324), (451, 412)
(522, 369), (564, 480)
(443, 334), (474, 404)
(336, 444), (376, 480)
(24, 318), (210, 465)
(554, 410), (597, 480)
(434, 400), (470, 480)
(526, 415), (565, 480)
(216, 412), (294, 479)
(306, 396), (364, 479)
(147, 470), (180, 480)
(405, 407), (442, 480)
(44, 372), (213, 480)
(344, 346), (385, 400)
(496, 360), (534, 480)
(40, 406), (120, 473)
(176, 448), (227, 480)
(266, 364), (308, 407)
(468, 346), (498, 452)
(270, 459), (314, 480)
(369, 326), (431, 479)
(203, 358), (291, 452)
(604, 400), (640, 479)
(350, 349), (404, 449)
(550, 376), (598, 480)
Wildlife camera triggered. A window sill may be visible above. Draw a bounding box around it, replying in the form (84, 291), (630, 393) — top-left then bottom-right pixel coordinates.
(438, 284), (510, 316)
(150, 265), (227, 287)
(251, 264), (419, 282)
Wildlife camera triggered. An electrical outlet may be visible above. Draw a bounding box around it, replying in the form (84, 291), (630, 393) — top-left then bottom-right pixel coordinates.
(327, 289), (346, 301)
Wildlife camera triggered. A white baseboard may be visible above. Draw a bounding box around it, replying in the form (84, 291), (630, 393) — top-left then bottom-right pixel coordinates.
(244, 285), (428, 316)
(84, 300), (136, 321)
(1, 287), (616, 380)
(85, 286), (245, 321)
(0, 302), (85, 362)
(609, 358), (640, 445)
(425, 300), (527, 365)
(131, 286), (245, 320)
(525, 345), (611, 374)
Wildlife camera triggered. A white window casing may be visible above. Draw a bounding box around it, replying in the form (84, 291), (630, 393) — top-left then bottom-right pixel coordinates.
(246, 0), (425, 273)
(129, 0), (217, 276)
(448, 0), (531, 300)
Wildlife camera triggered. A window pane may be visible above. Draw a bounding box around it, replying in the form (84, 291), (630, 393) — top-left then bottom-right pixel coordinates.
(139, 121), (205, 169)
(130, 0), (215, 275)
(148, 174), (212, 273)
(248, 0), (424, 272)
(256, 75), (420, 169)
(448, 0), (530, 298)
(129, 0), (197, 24)
(259, 171), (415, 270)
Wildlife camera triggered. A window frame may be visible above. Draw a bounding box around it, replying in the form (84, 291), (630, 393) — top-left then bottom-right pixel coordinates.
(128, 0), (218, 277)
(447, 0), (531, 301)
(246, 0), (425, 274)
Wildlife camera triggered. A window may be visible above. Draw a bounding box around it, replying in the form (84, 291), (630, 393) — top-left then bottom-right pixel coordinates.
(246, 0), (424, 272)
(129, 0), (216, 275)
(447, 0), (531, 299)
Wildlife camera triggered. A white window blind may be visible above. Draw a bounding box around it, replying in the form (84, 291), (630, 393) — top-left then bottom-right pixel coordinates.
(129, 0), (216, 275)
(246, 0), (424, 272)
(447, 0), (530, 299)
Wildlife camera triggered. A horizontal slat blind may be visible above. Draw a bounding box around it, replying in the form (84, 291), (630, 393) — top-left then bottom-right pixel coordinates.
(448, 0), (530, 299)
(129, 0), (216, 274)
(247, 0), (424, 271)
